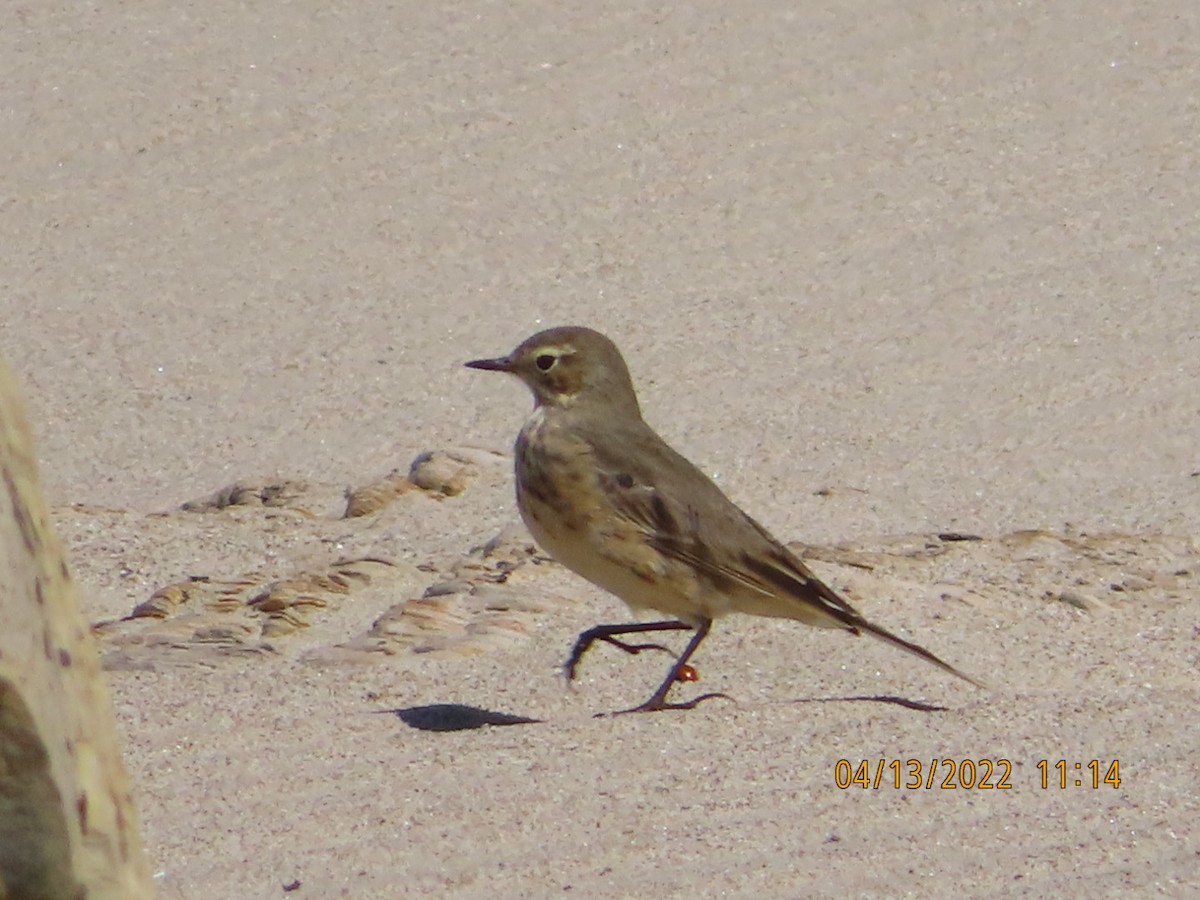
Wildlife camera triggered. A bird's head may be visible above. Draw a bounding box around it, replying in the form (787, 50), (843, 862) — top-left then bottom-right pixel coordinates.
(465, 326), (641, 415)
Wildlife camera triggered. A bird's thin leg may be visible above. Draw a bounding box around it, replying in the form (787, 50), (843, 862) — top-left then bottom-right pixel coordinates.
(564, 620), (693, 681)
(614, 618), (734, 715)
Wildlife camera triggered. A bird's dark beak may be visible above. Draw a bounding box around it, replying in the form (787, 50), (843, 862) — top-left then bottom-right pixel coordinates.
(464, 354), (513, 373)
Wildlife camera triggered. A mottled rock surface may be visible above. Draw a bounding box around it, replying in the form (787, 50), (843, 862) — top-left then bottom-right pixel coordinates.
(0, 358), (153, 900)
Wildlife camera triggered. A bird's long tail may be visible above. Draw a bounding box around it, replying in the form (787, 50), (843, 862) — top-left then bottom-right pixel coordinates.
(854, 617), (989, 690)
(740, 543), (988, 689)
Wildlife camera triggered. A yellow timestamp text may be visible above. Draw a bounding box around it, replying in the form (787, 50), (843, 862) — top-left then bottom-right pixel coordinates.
(1037, 759), (1121, 789)
(834, 758), (1013, 790)
(833, 758), (1122, 790)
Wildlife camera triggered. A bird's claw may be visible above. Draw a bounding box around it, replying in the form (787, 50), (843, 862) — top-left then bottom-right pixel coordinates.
(598, 691), (735, 716)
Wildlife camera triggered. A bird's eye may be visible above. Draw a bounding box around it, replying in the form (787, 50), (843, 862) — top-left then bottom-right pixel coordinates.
(535, 354), (556, 371)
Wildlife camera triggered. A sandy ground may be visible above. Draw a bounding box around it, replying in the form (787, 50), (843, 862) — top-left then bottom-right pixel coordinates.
(4, 1), (1199, 896)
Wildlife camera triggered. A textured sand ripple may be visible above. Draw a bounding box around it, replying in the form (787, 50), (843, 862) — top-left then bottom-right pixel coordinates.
(181, 478), (341, 517)
(306, 524), (575, 663)
(345, 447), (507, 516)
(97, 558), (421, 669)
(788, 529), (1198, 616)
(70, 448), (1198, 693)
(94, 483), (1199, 676)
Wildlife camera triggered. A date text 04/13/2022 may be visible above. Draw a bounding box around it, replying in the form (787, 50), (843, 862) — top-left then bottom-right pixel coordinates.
(833, 759), (1121, 790)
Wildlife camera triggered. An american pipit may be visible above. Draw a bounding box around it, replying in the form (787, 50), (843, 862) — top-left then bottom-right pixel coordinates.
(466, 326), (984, 714)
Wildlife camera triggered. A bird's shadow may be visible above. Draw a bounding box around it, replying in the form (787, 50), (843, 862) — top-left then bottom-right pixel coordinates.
(387, 694), (946, 731)
(386, 704), (543, 732)
(789, 694), (949, 712)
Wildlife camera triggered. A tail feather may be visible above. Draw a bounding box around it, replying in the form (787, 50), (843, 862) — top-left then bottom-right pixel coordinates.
(856, 618), (988, 690)
(738, 542), (987, 690)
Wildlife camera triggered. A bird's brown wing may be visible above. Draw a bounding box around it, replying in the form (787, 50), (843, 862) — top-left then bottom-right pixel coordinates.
(587, 420), (986, 688)
(587, 420), (859, 626)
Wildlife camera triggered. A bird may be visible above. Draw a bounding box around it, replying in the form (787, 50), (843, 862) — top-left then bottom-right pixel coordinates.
(465, 325), (984, 713)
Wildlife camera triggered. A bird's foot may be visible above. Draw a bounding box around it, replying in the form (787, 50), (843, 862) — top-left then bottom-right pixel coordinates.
(598, 691), (735, 717)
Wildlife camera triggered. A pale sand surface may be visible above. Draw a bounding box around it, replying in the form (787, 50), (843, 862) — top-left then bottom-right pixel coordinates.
(4, 1), (1199, 896)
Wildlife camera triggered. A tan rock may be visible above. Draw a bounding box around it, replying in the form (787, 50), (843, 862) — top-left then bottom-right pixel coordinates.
(0, 357), (153, 898)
